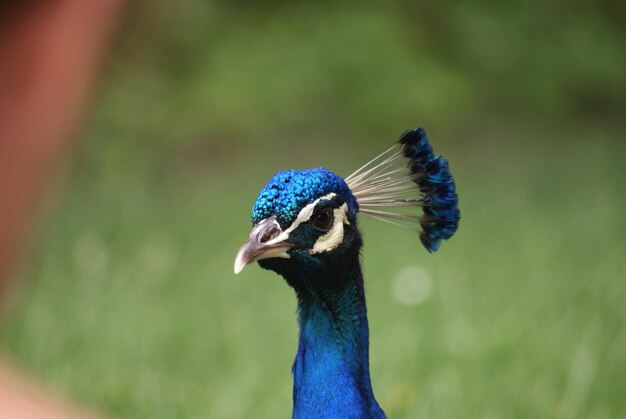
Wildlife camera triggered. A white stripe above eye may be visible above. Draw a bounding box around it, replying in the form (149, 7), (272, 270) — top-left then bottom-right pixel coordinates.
(264, 193), (337, 246)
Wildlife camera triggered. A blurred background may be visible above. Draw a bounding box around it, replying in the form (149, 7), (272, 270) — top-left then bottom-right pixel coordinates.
(1, 1), (625, 418)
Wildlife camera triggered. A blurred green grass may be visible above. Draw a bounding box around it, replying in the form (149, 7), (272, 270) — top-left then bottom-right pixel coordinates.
(1, 1), (626, 418)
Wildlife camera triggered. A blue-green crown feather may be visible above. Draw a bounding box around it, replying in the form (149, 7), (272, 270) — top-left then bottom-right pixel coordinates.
(345, 127), (459, 252)
(399, 127), (460, 251)
(252, 167), (358, 228)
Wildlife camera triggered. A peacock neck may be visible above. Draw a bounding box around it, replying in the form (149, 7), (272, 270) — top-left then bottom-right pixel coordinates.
(290, 262), (385, 419)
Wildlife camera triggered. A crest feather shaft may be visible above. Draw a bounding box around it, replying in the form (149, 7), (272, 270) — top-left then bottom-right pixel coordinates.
(346, 127), (460, 252)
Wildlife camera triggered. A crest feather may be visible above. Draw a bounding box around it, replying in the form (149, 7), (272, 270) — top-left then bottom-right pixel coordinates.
(345, 128), (460, 252)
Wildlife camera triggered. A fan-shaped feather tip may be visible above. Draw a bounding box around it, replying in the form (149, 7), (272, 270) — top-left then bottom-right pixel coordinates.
(398, 128), (460, 252)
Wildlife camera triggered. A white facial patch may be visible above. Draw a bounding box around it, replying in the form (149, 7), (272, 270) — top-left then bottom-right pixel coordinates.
(261, 192), (350, 254)
(264, 193), (337, 246)
(310, 203), (350, 254)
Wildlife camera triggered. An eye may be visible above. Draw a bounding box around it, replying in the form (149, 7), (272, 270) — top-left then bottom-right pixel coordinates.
(311, 208), (334, 232)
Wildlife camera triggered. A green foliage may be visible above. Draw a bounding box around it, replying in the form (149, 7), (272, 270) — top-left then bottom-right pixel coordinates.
(82, 0), (625, 184)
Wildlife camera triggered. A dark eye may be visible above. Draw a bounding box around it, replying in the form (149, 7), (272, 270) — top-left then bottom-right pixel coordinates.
(311, 208), (334, 232)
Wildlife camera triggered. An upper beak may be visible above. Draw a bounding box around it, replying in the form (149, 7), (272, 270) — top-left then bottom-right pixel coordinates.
(234, 216), (292, 274)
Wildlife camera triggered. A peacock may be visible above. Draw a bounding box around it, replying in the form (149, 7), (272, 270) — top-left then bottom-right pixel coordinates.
(234, 128), (460, 418)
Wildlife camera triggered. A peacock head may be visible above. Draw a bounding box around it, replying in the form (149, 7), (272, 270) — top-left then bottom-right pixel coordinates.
(234, 128), (461, 282)
(234, 167), (363, 281)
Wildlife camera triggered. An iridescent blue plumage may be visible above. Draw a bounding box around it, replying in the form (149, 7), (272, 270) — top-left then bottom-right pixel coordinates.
(399, 128), (460, 252)
(252, 167), (358, 228)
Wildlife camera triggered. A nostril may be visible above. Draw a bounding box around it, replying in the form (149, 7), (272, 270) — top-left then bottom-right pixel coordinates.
(260, 226), (280, 243)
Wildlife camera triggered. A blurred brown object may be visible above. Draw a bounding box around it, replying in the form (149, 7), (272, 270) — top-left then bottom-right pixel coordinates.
(0, 0), (125, 417)
(0, 0), (124, 296)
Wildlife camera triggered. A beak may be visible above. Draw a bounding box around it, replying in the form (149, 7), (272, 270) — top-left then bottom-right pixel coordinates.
(234, 216), (292, 274)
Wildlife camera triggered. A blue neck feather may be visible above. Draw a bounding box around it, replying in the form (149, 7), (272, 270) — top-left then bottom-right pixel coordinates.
(289, 261), (385, 419)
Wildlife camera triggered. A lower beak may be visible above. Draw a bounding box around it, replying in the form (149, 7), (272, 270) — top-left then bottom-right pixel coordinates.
(234, 217), (292, 274)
